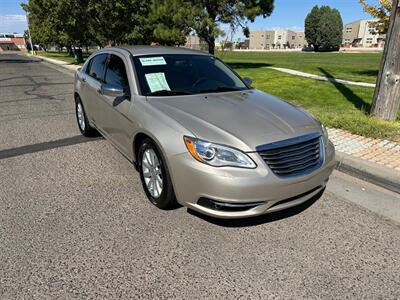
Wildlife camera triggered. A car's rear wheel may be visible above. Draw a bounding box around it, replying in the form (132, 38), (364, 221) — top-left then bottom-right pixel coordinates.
(138, 139), (177, 209)
(75, 96), (97, 137)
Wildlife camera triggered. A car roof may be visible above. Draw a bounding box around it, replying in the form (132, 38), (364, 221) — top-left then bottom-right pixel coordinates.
(115, 45), (211, 57)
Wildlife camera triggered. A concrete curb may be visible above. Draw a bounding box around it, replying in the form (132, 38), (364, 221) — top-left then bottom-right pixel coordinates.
(335, 151), (400, 194)
(32, 54), (81, 72)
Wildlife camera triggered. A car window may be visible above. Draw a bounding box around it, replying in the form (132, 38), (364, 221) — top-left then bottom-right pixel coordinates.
(104, 54), (129, 91)
(88, 54), (108, 82)
(132, 54), (248, 96)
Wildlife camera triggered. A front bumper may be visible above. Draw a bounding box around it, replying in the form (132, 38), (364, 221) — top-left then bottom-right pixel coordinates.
(169, 141), (336, 219)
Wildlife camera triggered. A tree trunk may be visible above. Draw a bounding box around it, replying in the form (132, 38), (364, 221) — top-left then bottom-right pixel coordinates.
(207, 38), (215, 55)
(370, 0), (400, 121)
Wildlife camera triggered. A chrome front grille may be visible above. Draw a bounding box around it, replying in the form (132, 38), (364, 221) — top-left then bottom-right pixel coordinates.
(256, 132), (323, 177)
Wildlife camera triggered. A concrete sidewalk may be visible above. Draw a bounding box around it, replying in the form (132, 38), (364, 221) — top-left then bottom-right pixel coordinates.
(266, 66), (376, 88)
(33, 54), (81, 72)
(329, 128), (400, 193)
(33, 53), (399, 193)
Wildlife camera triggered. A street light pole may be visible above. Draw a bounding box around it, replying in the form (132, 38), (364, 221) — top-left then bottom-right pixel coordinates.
(26, 11), (34, 54)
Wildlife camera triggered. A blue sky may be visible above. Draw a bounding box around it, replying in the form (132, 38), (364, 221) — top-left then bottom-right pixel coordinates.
(0, 0), (373, 35)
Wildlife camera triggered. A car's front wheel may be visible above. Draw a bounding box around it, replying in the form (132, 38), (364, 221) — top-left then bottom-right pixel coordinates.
(138, 139), (177, 209)
(75, 97), (97, 137)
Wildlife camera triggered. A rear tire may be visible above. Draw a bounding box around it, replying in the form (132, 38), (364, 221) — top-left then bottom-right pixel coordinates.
(138, 139), (177, 209)
(75, 96), (98, 137)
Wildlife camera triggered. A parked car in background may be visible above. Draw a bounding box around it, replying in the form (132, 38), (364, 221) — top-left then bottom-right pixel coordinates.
(74, 46), (335, 219)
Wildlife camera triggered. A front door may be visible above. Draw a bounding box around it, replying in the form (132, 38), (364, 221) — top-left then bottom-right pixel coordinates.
(100, 54), (135, 156)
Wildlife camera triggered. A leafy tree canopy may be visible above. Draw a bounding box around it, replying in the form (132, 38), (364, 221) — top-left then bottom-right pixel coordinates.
(22, 0), (152, 48)
(150, 0), (274, 54)
(359, 0), (392, 34)
(305, 5), (343, 51)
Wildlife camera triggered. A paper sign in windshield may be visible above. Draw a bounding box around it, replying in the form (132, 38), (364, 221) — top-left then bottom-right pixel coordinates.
(139, 56), (167, 66)
(145, 72), (170, 93)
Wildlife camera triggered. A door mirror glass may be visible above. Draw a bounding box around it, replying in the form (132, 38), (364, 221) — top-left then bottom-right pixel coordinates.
(243, 77), (253, 86)
(101, 83), (125, 97)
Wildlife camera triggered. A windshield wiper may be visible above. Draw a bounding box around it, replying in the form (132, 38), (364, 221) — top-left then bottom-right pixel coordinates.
(197, 86), (246, 94)
(145, 90), (193, 96)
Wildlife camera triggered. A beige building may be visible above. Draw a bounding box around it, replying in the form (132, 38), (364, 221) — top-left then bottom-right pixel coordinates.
(249, 29), (305, 50)
(249, 30), (275, 50)
(342, 19), (385, 48)
(184, 35), (210, 52)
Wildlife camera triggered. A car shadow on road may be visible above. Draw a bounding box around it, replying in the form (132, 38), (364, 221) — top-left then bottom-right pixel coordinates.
(188, 190), (324, 227)
(0, 135), (102, 160)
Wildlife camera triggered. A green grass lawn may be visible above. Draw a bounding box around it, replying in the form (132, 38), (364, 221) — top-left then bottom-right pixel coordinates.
(36, 50), (91, 64)
(231, 66), (400, 142)
(217, 51), (381, 84)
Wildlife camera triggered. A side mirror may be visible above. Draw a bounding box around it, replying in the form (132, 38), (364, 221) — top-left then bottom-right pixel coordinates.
(243, 77), (253, 86)
(101, 83), (125, 97)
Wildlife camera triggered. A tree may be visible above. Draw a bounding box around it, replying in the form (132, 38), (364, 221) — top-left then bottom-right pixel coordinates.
(221, 41), (233, 51)
(370, 0), (400, 121)
(360, 0), (392, 33)
(22, 0), (152, 50)
(22, 0), (94, 53)
(87, 0), (152, 47)
(150, 0), (274, 54)
(149, 0), (192, 46)
(305, 5), (343, 51)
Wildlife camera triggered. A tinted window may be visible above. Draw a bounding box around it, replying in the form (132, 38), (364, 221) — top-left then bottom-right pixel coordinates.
(132, 54), (247, 96)
(88, 54), (108, 82)
(104, 54), (129, 91)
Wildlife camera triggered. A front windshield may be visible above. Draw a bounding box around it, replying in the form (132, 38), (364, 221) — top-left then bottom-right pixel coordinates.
(132, 54), (248, 96)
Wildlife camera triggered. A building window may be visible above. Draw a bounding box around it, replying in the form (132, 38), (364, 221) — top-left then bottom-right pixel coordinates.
(266, 44), (270, 48)
(366, 38), (373, 44)
(278, 35), (282, 40)
(261, 35), (264, 37)
(292, 36), (295, 40)
(346, 28), (352, 33)
(266, 35), (270, 39)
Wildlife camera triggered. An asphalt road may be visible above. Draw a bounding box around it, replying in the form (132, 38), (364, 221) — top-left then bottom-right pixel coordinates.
(1, 53), (400, 299)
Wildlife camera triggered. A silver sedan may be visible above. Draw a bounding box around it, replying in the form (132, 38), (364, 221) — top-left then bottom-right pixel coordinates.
(74, 46), (335, 219)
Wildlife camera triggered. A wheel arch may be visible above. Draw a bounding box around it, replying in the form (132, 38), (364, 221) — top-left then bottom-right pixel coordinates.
(132, 131), (165, 169)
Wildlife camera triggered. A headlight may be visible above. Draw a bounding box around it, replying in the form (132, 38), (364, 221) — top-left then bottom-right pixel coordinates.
(321, 124), (329, 145)
(183, 136), (256, 168)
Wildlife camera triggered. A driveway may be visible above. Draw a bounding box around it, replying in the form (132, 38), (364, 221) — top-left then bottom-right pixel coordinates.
(1, 53), (399, 299)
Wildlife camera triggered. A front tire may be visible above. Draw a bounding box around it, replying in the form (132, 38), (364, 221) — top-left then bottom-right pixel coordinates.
(138, 139), (177, 209)
(75, 96), (97, 137)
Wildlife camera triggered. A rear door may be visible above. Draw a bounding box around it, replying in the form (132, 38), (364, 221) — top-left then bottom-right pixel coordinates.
(83, 53), (108, 126)
(101, 53), (136, 155)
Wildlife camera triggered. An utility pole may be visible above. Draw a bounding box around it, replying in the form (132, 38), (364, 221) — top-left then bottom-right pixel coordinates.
(26, 12), (34, 55)
(370, 0), (400, 121)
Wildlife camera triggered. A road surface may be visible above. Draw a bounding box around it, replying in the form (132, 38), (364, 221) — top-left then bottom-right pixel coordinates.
(1, 53), (399, 299)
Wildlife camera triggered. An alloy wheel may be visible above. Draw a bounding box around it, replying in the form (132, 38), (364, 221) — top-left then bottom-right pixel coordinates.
(141, 148), (163, 198)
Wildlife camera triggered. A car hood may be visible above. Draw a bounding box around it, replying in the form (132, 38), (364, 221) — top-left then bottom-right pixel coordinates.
(148, 89), (321, 152)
